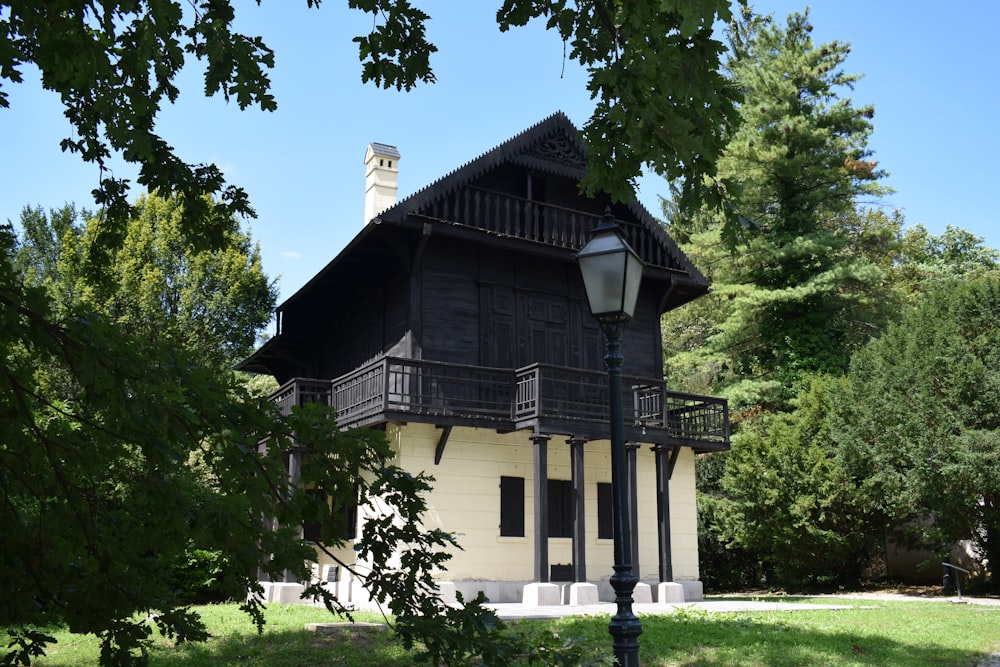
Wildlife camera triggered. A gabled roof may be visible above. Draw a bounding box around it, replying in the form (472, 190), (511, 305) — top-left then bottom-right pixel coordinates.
(375, 111), (707, 283)
(380, 111), (589, 214)
(275, 112), (708, 316)
(239, 114), (714, 376)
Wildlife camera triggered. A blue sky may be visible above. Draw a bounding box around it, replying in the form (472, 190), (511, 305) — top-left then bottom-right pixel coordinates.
(3, 1), (997, 304)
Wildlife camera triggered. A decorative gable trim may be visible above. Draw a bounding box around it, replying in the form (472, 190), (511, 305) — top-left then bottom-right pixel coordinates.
(374, 112), (705, 285)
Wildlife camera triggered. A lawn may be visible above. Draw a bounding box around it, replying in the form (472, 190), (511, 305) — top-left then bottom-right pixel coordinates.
(10, 597), (999, 666)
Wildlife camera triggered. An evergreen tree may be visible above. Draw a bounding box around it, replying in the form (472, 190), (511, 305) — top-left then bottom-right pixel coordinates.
(664, 8), (891, 412)
(708, 375), (877, 585)
(662, 8), (901, 589)
(832, 273), (1000, 592)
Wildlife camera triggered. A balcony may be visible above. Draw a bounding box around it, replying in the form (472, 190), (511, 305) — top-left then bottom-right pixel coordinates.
(423, 186), (680, 271)
(271, 357), (729, 451)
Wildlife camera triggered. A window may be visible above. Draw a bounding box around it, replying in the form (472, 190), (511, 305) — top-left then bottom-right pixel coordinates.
(547, 479), (573, 538)
(499, 476), (524, 537)
(336, 487), (359, 541)
(302, 488), (324, 543)
(597, 482), (614, 539)
(302, 485), (358, 543)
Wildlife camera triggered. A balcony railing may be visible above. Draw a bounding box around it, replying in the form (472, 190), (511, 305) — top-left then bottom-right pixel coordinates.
(423, 186), (679, 270)
(333, 357), (514, 425)
(271, 357), (728, 450)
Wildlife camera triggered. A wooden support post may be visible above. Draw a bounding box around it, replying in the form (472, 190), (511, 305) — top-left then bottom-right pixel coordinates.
(532, 433), (551, 582)
(569, 436), (588, 583)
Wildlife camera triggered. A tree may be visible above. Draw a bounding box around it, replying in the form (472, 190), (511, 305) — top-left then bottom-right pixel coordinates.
(705, 375), (878, 585)
(831, 273), (1000, 592)
(15, 195), (277, 370)
(5, 210), (580, 664)
(661, 8), (904, 590)
(889, 224), (1000, 298)
(663, 8), (891, 412)
(2, 0), (739, 255)
(12, 203), (84, 288)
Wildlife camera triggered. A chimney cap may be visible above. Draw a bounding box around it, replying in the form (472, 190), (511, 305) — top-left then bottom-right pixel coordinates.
(366, 142), (400, 160)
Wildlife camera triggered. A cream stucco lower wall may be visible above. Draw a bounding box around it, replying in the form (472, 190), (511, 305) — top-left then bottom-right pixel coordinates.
(308, 422), (701, 603)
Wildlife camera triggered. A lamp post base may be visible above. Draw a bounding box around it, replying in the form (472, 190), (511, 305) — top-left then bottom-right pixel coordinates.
(608, 563), (642, 667)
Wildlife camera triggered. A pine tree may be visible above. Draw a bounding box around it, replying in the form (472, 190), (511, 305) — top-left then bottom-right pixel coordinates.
(665, 8), (891, 412)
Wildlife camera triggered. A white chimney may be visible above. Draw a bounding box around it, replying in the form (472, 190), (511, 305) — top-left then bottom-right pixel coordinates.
(364, 142), (400, 224)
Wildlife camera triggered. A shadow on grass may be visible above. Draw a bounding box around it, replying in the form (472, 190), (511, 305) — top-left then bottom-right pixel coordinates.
(546, 607), (992, 667)
(148, 624), (415, 667)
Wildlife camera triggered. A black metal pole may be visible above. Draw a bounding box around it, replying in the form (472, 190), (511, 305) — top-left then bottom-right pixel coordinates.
(602, 320), (642, 666)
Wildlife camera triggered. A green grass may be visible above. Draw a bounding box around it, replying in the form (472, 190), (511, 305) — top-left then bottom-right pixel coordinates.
(546, 598), (1000, 666)
(9, 597), (1000, 666)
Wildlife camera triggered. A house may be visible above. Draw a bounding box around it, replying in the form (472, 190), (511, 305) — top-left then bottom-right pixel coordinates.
(239, 112), (729, 606)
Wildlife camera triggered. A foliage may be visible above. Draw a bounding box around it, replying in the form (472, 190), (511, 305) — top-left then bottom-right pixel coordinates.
(663, 8), (892, 412)
(497, 0), (740, 209)
(2, 0), (739, 248)
(706, 376), (878, 585)
(889, 224), (1000, 297)
(659, 7), (1000, 593)
(1, 216), (570, 665)
(695, 450), (767, 591)
(166, 545), (232, 605)
(831, 273), (1000, 592)
(14, 196), (277, 371)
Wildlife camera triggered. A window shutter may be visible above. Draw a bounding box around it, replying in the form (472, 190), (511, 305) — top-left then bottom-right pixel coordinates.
(500, 476), (525, 537)
(597, 482), (614, 539)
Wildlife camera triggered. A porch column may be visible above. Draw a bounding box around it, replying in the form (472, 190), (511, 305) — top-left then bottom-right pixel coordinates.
(568, 436), (587, 582)
(532, 433), (551, 582)
(653, 445), (680, 582)
(283, 447), (303, 583)
(626, 442), (640, 577)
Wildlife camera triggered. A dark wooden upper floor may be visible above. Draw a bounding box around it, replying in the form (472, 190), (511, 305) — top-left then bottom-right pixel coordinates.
(242, 113), (729, 452)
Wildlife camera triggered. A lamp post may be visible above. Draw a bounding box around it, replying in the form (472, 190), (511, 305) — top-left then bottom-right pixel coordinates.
(576, 208), (644, 667)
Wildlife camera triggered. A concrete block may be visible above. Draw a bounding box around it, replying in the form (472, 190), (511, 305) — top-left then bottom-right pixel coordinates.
(568, 582), (599, 605)
(436, 581), (457, 604)
(656, 582), (685, 603)
(521, 582), (561, 606)
(632, 582), (652, 604)
(270, 583), (307, 604)
(256, 581), (275, 603)
(677, 579), (703, 601)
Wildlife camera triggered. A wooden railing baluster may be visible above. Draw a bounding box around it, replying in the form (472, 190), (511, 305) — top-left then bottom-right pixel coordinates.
(273, 359), (727, 447)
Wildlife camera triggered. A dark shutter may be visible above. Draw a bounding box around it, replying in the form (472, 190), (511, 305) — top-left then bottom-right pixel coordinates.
(303, 488), (325, 543)
(303, 485), (358, 543)
(339, 489), (358, 541)
(302, 517), (321, 543)
(500, 476), (525, 537)
(337, 483), (359, 541)
(597, 482), (614, 539)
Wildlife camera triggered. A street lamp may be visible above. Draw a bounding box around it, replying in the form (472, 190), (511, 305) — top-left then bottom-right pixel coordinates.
(576, 208), (644, 667)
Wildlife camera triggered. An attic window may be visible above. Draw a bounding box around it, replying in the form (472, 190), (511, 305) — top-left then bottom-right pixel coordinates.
(379, 158), (385, 166)
(388, 160), (393, 168)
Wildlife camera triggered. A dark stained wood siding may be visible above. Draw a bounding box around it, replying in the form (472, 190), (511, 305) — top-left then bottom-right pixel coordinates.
(420, 241), (481, 363)
(415, 235), (663, 380)
(243, 114), (708, 387)
(307, 260), (412, 379)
